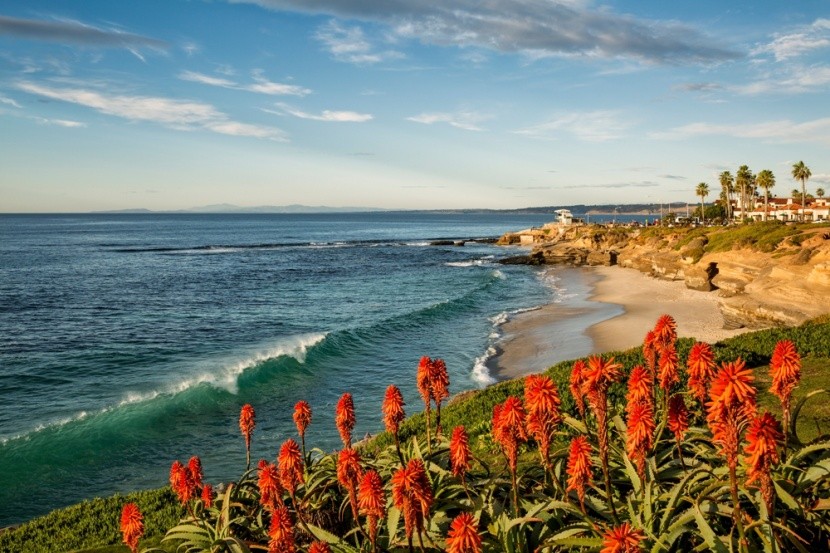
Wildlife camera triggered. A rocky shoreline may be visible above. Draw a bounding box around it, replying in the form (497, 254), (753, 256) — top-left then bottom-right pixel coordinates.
(497, 223), (830, 329)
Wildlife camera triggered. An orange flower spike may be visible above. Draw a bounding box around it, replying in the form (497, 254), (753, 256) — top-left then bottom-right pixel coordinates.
(187, 456), (203, 490)
(709, 359), (757, 418)
(120, 503), (144, 553)
(499, 396), (528, 440)
(201, 483), (213, 509)
(667, 395), (689, 442)
(653, 314), (677, 347)
(358, 469), (386, 518)
(416, 356), (433, 407)
(600, 522), (646, 553)
(744, 412), (783, 485)
(584, 355), (624, 397)
(293, 400), (312, 439)
(445, 512), (483, 553)
(308, 543), (332, 553)
(407, 458), (433, 519)
(770, 340), (801, 402)
(268, 506), (295, 553)
(687, 342), (716, 404)
(569, 359), (587, 418)
(626, 401), (655, 479)
(566, 435), (593, 507)
(449, 425), (472, 478)
(335, 392), (356, 448)
(278, 439), (304, 494)
(429, 358), (450, 405)
(169, 460), (195, 504)
(337, 447), (363, 490)
(392, 459), (433, 540)
(642, 331), (658, 376)
(382, 384), (406, 434)
(657, 342), (679, 393)
(626, 365), (652, 406)
(524, 374), (562, 423)
(257, 460), (283, 511)
(239, 403), (256, 450)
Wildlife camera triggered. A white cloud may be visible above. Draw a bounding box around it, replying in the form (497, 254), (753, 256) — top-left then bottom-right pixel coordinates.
(0, 95), (21, 108)
(16, 81), (285, 140)
(734, 64), (830, 95)
(751, 19), (830, 61)
(514, 111), (628, 142)
(178, 70), (311, 96)
(314, 20), (403, 64)
(35, 117), (87, 128)
(650, 117), (830, 145)
(406, 111), (490, 131)
(273, 103), (373, 122)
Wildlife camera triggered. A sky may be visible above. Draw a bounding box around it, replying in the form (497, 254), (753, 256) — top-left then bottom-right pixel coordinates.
(1, 1), (829, 212)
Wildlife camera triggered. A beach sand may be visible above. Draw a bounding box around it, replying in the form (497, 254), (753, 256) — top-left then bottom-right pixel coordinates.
(492, 265), (751, 380)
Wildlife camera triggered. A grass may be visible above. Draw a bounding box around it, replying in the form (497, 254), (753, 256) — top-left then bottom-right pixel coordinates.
(4, 319), (830, 552)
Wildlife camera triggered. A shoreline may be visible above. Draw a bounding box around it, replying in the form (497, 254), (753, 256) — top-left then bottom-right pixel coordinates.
(490, 265), (752, 380)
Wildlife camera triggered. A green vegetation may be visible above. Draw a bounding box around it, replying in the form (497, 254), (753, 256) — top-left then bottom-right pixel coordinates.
(6, 319), (829, 552)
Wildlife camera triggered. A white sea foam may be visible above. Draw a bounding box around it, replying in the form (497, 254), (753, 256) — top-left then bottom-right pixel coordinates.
(472, 346), (497, 386)
(492, 269), (505, 279)
(445, 257), (495, 267)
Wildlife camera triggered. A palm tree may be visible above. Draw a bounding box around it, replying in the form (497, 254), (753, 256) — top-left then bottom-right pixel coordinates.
(756, 169), (775, 221)
(792, 161), (812, 222)
(736, 165), (752, 221)
(696, 182), (709, 225)
(817, 187), (825, 199)
(719, 171), (734, 220)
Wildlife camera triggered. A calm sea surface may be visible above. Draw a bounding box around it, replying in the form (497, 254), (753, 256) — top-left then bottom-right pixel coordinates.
(0, 212), (629, 525)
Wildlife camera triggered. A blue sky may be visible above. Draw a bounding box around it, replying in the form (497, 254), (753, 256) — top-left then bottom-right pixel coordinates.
(1, 0), (828, 211)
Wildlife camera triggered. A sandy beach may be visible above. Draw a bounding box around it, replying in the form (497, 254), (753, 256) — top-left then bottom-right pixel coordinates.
(492, 265), (751, 380)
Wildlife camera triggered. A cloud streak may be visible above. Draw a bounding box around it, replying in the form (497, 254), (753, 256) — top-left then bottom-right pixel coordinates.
(232, 0), (740, 64)
(0, 15), (167, 50)
(314, 20), (403, 64)
(179, 70), (311, 96)
(16, 81), (285, 140)
(650, 117), (830, 145)
(514, 111), (628, 142)
(751, 18), (830, 61)
(407, 111), (490, 131)
(272, 103), (373, 122)
(562, 181), (660, 189)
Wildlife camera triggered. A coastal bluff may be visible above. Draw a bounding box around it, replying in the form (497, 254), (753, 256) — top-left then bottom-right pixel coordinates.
(498, 223), (830, 329)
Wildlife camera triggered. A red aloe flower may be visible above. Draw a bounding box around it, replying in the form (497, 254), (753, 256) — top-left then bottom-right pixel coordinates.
(657, 342), (679, 393)
(429, 358), (450, 405)
(744, 411), (783, 514)
(566, 435), (593, 511)
(338, 447), (363, 521)
(667, 395), (689, 442)
(187, 456), (203, 490)
(582, 355), (622, 510)
(524, 374), (562, 423)
(278, 439), (304, 495)
(626, 401), (655, 481)
(392, 459), (433, 543)
(258, 460), (283, 511)
(492, 396), (527, 474)
(308, 543), (332, 553)
(445, 512), (483, 553)
(293, 400), (312, 440)
(449, 425), (472, 479)
(120, 503), (144, 553)
(268, 506), (295, 553)
(201, 483), (213, 509)
(600, 522), (645, 553)
(642, 331), (658, 378)
(687, 342), (716, 404)
(239, 403), (256, 466)
(569, 359), (587, 418)
(653, 314), (677, 348)
(626, 365), (652, 407)
(382, 385), (406, 434)
(770, 340), (801, 401)
(170, 460), (196, 505)
(358, 469), (386, 549)
(335, 392), (356, 448)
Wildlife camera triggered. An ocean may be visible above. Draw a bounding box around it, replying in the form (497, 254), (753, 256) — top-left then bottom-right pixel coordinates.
(0, 212), (625, 525)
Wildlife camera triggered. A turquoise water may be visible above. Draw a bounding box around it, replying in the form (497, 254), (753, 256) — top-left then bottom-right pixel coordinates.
(0, 212), (599, 525)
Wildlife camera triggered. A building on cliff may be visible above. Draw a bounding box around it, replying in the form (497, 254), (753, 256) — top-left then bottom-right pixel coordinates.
(734, 196), (829, 222)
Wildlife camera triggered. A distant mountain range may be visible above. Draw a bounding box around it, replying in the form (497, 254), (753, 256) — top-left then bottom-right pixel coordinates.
(92, 202), (691, 215)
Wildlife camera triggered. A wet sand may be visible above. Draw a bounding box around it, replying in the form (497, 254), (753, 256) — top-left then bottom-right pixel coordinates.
(491, 265), (751, 380)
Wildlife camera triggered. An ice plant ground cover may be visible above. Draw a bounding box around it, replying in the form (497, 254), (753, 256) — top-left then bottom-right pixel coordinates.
(116, 317), (830, 553)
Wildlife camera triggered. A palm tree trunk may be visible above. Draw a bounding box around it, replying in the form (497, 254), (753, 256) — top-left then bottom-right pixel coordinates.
(802, 179), (807, 222)
(764, 190), (769, 221)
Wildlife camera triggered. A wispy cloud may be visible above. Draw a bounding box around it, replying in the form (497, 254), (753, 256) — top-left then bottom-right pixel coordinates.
(650, 117), (830, 145)
(0, 15), (167, 54)
(0, 95), (21, 108)
(734, 64), (830, 95)
(233, 0), (740, 64)
(16, 81), (285, 140)
(406, 111), (491, 131)
(659, 174), (687, 180)
(314, 20), (403, 64)
(178, 70), (311, 96)
(514, 111), (628, 142)
(751, 18), (830, 61)
(34, 117), (86, 128)
(272, 103), (373, 122)
(562, 181), (660, 189)
(674, 82), (722, 93)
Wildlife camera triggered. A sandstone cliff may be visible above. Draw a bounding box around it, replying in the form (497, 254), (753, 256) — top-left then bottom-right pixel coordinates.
(498, 223), (830, 329)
